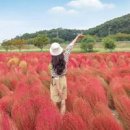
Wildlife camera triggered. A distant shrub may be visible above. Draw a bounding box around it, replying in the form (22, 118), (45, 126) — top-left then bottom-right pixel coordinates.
(80, 35), (95, 52)
(102, 37), (116, 51)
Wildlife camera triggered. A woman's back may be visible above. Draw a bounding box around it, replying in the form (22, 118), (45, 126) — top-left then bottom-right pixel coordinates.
(49, 42), (74, 77)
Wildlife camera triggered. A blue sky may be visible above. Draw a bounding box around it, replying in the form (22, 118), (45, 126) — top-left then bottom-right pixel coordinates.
(0, 0), (130, 42)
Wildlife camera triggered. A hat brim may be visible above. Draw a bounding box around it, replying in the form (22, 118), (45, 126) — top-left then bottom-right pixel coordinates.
(50, 47), (63, 56)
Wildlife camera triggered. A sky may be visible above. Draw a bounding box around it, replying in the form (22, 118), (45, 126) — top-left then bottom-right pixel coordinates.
(0, 0), (130, 42)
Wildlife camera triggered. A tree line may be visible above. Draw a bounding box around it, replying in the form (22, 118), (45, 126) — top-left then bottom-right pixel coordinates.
(16, 28), (84, 42)
(1, 13), (130, 52)
(1, 34), (116, 52)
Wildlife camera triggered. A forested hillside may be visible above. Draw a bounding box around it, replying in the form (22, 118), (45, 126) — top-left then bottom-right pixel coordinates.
(85, 13), (130, 37)
(16, 28), (84, 42)
(13, 13), (130, 42)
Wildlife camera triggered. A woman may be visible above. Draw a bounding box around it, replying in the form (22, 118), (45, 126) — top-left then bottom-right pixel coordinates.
(49, 34), (84, 115)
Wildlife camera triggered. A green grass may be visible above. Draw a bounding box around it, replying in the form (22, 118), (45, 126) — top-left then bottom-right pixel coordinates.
(1, 41), (130, 53)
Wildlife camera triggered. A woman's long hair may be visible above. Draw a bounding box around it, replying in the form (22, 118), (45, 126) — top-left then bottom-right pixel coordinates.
(51, 52), (66, 75)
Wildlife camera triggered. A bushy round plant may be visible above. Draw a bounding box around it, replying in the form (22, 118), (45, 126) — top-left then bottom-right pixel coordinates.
(102, 37), (116, 51)
(80, 35), (95, 52)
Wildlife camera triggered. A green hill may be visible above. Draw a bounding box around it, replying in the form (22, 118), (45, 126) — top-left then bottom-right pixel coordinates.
(16, 28), (84, 42)
(15, 13), (130, 41)
(85, 13), (130, 37)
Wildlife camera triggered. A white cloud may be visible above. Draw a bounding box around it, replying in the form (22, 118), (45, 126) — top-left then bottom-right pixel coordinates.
(67, 0), (115, 9)
(48, 0), (115, 15)
(104, 3), (115, 9)
(49, 6), (78, 15)
(50, 6), (66, 13)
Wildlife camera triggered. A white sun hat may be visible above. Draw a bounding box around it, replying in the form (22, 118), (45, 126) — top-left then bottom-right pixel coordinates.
(50, 42), (63, 56)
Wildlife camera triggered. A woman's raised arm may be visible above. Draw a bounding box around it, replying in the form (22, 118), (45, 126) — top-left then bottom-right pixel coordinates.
(64, 34), (85, 63)
(70, 34), (85, 45)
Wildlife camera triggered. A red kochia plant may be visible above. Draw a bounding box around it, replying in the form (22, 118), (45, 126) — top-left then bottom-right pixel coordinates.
(59, 113), (87, 130)
(11, 73), (51, 130)
(35, 105), (61, 130)
(13, 76), (45, 104)
(0, 93), (14, 115)
(121, 76), (130, 96)
(114, 95), (130, 130)
(0, 71), (19, 91)
(82, 76), (108, 108)
(12, 98), (36, 130)
(66, 92), (77, 112)
(0, 83), (10, 97)
(12, 95), (52, 130)
(66, 80), (79, 112)
(92, 114), (123, 130)
(73, 97), (93, 129)
(93, 102), (112, 116)
(0, 109), (18, 130)
(1, 51), (130, 130)
(92, 102), (124, 130)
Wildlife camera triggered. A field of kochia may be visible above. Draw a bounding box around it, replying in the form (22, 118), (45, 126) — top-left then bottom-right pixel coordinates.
(0, 52), (130, 130)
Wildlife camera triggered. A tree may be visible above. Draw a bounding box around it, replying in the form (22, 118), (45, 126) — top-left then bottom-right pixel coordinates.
(33, 35), (50, 51)
(1, 40), (12, 52)
(51, 37), (64, 43)
(16, 28), (84, 42)
(80, 35), (95, 52)
(102, 37), (116, 51)
(12, 39), (26, 52)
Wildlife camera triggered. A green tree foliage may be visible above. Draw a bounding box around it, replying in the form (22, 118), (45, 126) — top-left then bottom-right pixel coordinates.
(110, 33), (130, 41)
(3, 13), (130, 48)
(12, 39), (26, 51)
(102, 37), (116, 51)
(80, 35), (95, 52)
(33, 35), (50, 51)
(51, 37), (64, 43)
(26, 38), (35, 45)
(15, 28), (84, 42)
(1, 40), (12, 52)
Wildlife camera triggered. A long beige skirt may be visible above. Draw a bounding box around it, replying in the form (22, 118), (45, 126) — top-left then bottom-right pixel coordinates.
(50, 76), (67, 103)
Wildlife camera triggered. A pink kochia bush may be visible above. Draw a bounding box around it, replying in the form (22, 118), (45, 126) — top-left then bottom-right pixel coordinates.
(0, 109), (18, 130)
(83, 77), (108, 108)
(0, 93), (14, 114)
(92, 103), (123, 130)
(11, 80), (50, 130)
(66, 70), (108, 112)
(35, 104), (61, 130)
(92, 114), (123, 130)
(59, 113), (87, 130)
(114, 96), (130, 130)
(0, 83), (10, 97)
(12, 95), (61, 130)
(0, 52), (130, 130)
(73, 97), (93, 129)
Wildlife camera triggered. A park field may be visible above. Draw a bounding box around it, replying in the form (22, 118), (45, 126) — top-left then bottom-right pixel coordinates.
(0, 52), (130, 130)
(1, 41), (130, 53)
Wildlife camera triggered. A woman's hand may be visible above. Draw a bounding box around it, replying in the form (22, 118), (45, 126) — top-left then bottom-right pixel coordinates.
(69, 34), (85, 45)
(76, 34), (85, 41)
